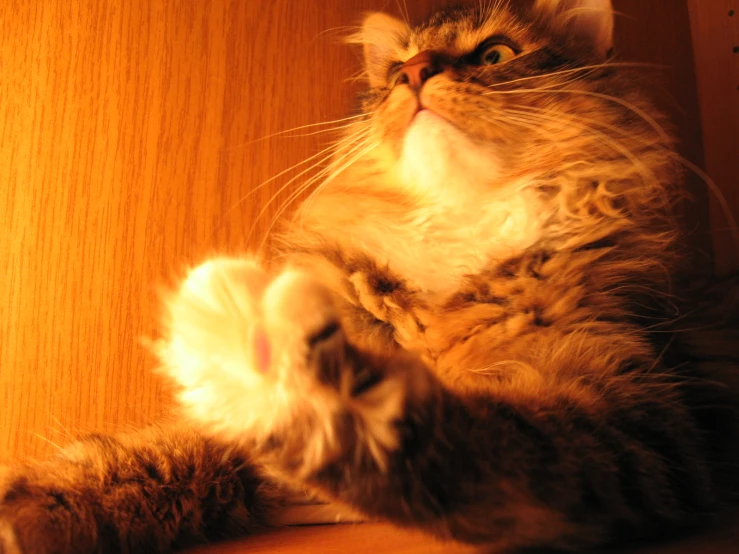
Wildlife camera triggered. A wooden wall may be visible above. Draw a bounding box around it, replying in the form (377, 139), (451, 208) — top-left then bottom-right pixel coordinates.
(0, 1), (730, 462)
(688, 0), (739, 275)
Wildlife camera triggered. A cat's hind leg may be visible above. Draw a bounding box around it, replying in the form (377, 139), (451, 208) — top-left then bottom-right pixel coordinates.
(0, 426), (281, 554)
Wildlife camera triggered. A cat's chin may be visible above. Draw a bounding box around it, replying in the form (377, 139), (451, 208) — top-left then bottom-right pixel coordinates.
(407, 108), (462, 139)
(396, 108), (500, 201)
(411, 107), (449, 127)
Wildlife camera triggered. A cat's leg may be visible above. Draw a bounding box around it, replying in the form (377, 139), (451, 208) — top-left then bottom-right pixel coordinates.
(162, 258), (719, 551)
(0, 426), (282, 554)
(287, 353), (717, 550)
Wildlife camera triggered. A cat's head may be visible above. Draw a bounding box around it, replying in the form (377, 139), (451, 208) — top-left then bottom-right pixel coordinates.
(336, 0), (671, 209)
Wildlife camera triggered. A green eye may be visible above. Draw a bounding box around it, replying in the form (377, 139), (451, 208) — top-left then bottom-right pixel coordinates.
(480, 44), (517, 65)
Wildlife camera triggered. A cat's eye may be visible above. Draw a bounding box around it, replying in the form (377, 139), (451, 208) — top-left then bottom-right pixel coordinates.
(386, 61), (403, 86)
(480, 43), (518, 65)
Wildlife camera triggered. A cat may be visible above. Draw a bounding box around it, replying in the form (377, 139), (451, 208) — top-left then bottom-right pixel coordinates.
(2, 1), (738, 552)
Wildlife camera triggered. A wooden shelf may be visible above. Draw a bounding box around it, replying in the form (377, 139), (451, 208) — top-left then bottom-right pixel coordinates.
(184, 521), (739, 554)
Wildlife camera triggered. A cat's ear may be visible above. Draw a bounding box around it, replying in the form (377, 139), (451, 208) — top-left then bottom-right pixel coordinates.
(348, 13), (410, 88)
(535, 0), (614, 58)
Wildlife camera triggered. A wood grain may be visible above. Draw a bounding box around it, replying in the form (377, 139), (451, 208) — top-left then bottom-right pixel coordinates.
(688, 0), (739, 275)
(0, 0), (451, 462)
(616, 0), (712, 265)
(0, 0), (726, 500)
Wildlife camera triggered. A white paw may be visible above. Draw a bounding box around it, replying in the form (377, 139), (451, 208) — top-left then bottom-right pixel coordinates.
(0, 518), (22, 554)
(156, 257), (346, 444)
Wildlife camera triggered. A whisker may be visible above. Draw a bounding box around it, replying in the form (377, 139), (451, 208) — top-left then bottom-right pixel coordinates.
(345, 68), (369, 85)
(297, 141), (381, 233)
(267, 121), (366, 139)
(505, 103), (739, 255)
(665, 154), (739, 258)
(246, 127), (373, 245)
(296, 136), (379, 219)
(251, 130), (373, 247)
(484, 87), (670, 143)
(509, 103), (665, 150)
(262, 141), (379, 253)
(259, 165), (338, 243)
(503, 107), (657, 185)
(396, 0), (411, 26)
(484, 62), (665, 91)
(46, 412), (76, 439)
(298, 142), (377, 227)
(32, 432), (64, 452)
(210, 127), (371, 241)
(312, 25), (363, 41)
(226, 112), (372, 150)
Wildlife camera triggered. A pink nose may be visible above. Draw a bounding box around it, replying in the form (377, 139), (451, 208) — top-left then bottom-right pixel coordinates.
(396, 51), (443, 91)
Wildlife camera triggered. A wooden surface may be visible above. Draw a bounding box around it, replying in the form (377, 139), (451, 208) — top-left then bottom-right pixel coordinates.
(188, 523), (476, 554)
(185, 521), (739, 554)
(1, 2), (737, 552)
(688, 0), (739, 275)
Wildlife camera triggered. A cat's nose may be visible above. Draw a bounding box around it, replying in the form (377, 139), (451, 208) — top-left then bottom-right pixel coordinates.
(396, 50), (443, 92)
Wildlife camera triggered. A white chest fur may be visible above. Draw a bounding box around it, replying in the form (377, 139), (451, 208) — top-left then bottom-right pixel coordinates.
(369, 190), (542, 294)
(372, 110), (543, 294)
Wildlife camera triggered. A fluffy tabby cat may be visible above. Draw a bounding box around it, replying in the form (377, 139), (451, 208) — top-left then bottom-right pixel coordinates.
(2, 1), (738, 552)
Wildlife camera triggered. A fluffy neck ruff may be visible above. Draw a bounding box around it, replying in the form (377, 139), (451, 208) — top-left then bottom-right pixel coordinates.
(371, 110), (541, 293)
(292, 111), (544, 295)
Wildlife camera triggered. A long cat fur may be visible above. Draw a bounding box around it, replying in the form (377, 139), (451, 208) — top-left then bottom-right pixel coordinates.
(1, 1), (738, 552)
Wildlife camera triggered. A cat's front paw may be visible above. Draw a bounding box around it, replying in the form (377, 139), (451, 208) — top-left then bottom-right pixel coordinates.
(158, 257), (430, 474)
(0, 467), (23, 554)
(158, 258), (354, 445)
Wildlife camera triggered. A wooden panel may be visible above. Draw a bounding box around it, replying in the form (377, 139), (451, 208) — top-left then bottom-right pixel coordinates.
(615, 0), (712, 266)
(688, 0), (739, 275)
(0, 0), (711, 468)
(0, 0), (451, 462)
